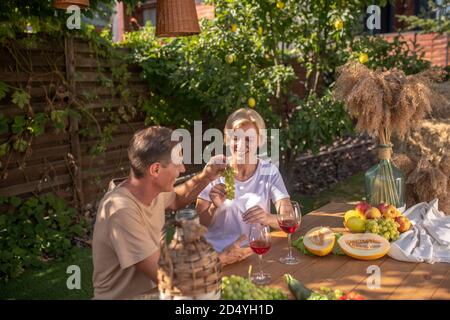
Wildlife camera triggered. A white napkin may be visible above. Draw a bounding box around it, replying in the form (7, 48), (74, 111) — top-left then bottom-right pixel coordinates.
(388, 199), (450, 264)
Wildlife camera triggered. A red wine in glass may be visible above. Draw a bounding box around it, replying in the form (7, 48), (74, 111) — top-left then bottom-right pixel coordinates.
(277, 201), (302, 265)
(250, 239), (271, 255)
(278, 219), (299, 234)
(248, 224), (272, 285)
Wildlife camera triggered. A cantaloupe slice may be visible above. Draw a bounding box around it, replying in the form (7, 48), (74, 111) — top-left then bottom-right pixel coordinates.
(303, 227), (335, 256)
(338, 233), (390, 260)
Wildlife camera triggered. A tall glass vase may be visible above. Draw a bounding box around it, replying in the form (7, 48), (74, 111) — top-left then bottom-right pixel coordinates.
(365, 146), (405, 209)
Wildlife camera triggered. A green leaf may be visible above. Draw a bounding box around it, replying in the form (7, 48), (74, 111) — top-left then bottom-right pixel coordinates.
(10, 196), (22, 208)
(292, 236), (315, 256)
(27, 113), (47, 136)
(12, 90), (30, 109)
(0, 142), (10, 157)
(13, 138), (28, 152)
(11, 116), (26, 134)
(332, 233), (345, 256)
(50, 110), (67, 130)
(67, 109), (81, 121)
(0, 81), (9, 100)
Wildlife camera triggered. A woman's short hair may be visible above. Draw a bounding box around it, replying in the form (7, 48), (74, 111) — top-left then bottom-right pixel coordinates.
(224, 108), (266, 147)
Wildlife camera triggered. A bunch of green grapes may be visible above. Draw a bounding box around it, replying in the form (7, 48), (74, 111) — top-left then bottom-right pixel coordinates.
(221, 275), (287, 300)
(365, 220), (381, 234)
(365, 218), (400, 242)
(221, 167), (236, 200)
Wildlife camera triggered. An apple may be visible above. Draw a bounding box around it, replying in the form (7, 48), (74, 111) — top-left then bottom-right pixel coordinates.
(355, 201), (371, 215)
(379, 204), (400, 219)
(365, 207), (381, 219)
(395, 216), (411, 233)
(377, 202), (389, 212)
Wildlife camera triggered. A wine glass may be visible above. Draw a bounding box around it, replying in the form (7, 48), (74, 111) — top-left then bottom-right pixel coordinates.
(277, 200), (302, 265)
(248, 224), (272, 285)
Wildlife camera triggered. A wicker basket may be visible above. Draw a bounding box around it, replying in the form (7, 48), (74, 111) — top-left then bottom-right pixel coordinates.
(157, 214), (221, 300)
(156, 0), (201, 37)
(54, 0), (90, 9)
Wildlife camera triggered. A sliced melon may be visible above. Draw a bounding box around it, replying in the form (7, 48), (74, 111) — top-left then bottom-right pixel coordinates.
(303, 227), (335, 256)
(338, 233), (390, 260)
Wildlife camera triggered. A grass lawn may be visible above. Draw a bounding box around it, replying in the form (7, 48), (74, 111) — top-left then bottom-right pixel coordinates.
(0, 246), (93, 300)
(0, 172), (366, 300)
(294, 172), (365, 214)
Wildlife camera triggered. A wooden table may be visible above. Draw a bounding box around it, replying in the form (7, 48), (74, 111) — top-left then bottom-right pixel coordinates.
(222, 202), (450, 300)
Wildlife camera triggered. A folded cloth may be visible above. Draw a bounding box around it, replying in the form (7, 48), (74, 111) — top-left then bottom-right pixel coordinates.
(388, 199), (450, 264)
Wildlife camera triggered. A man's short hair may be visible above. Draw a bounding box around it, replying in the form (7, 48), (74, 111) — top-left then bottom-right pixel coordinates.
(127, 126), (178, 178)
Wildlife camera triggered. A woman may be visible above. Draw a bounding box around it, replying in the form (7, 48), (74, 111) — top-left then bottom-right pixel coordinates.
(196, 108), (291, 253)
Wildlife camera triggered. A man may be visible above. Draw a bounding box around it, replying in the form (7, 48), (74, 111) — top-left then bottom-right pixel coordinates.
(92, 126), (251, 300)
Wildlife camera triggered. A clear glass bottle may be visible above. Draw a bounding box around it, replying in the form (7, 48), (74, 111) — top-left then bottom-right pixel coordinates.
(365, 159), (405, 209)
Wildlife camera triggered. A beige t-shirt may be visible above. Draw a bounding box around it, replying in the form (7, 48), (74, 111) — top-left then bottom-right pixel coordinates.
(92, 181), (175, 300)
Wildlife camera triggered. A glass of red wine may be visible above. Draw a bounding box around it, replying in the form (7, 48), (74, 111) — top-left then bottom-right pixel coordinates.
(249, 224), (272, 285)
(277, 200), (301, 265)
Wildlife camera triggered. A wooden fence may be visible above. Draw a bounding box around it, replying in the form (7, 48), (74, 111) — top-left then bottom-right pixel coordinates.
(0, 36), (148, 209)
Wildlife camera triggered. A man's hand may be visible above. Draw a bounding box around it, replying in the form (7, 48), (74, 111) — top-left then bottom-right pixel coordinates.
(171, 155), (226, 211)
(219, 235), (253, 267)
(209, 183), (227, 208)
(202, 155), (227, 182)
(242, 205), (278, 228)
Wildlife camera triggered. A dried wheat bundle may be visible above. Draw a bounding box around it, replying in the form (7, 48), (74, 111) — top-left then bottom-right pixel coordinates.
(334, 62), (440, 139)
(406, 188), (418, 208)
(439, 194), (450, 215)
(439, 154), (450, 177)
(407, 158), (448, 203)
(334, 63), (444, 208)
(416, 66), (448, 83)
(393, 153), (415, 176)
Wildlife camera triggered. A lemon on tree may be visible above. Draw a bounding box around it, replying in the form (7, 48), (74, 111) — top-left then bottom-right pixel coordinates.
(247, 97), (256, 108)
(231, 24), (238, 33)
(359, 53), (369, 64)
(334, 18), (344, 30)
(276, 1), (285, 9)
(258, 26), (263, 36)
(225, 54), (235, 64)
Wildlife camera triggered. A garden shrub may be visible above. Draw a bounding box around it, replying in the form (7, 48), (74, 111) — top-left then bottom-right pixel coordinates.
(0, 194), (88, 281)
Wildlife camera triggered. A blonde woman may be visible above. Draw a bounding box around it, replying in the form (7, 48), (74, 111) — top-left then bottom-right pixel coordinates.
(196, 108), (291, 253)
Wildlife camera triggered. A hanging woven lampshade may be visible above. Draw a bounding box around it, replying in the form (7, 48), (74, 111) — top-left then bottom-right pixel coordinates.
(54, 0), (90, 9)
(156, 0), (201, 37)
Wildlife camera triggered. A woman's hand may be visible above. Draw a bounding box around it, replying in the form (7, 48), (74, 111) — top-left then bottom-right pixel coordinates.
(219, 235), (253, 267)
(209, 183), (227, 208)
(242, 206), (278, 229)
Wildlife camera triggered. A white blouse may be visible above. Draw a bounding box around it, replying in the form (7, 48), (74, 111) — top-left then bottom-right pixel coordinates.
(198, 158), (290, 252)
